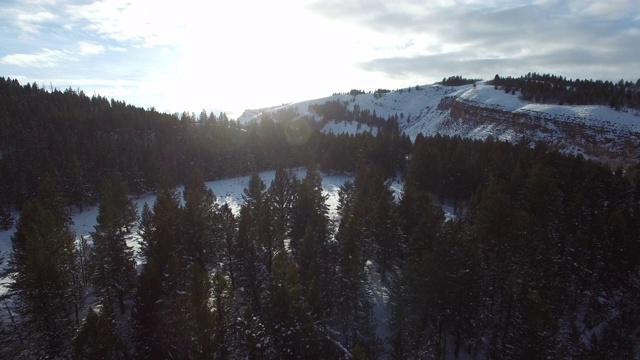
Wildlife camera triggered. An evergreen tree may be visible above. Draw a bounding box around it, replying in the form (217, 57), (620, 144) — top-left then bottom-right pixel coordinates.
(290, 162), (329, 256)
(290, 162), (334, 319)
(66, 157), (90, 211)
(185, 262), (216, 359)
(131, 257), (165, 359)
(242, 172), (266, 221)
(138, 187), (182, 268)
(0, 205), (13, 230)
(256, 199), (278, 274)
(265, 250), (321, 358)
(72, 302), (128, 360)
(267, 165), (299, 243)
(182, 169), (219, 268)
(108, 171), (138, 233)
(133, 185), (187, 359)
(10, 199), (79, 357)
(91, 177), (137, 314)
(235, 205), (262, 314)
(218, 203), (239, 287)
(211, 271), (238, 359)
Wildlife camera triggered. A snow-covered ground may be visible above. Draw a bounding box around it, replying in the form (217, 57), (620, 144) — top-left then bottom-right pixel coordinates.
(0, 168), (356, 299)
(321, 120), (378, 136)
(242, 83), (640, 134)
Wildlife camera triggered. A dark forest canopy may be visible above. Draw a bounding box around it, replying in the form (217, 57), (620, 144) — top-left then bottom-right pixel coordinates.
(489, 72), (640, 109)
(1, 75), (639, 358)
(0, 77), (408, 212)
(0, 78), (285, 207)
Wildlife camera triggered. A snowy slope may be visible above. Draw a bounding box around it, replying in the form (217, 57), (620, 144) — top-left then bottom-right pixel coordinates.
(240, 83), (640, 163)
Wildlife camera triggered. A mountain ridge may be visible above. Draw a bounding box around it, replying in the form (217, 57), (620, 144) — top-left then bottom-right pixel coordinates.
(240, 83), (640, 166)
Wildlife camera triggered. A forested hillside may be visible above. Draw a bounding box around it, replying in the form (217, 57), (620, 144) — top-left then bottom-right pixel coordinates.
(0, 77), (407, 215)
(489, 72), (640, 109)
(0, 77), (639, 358)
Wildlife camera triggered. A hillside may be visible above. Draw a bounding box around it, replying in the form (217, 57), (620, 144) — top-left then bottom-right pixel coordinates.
(239, 83), (640, 165)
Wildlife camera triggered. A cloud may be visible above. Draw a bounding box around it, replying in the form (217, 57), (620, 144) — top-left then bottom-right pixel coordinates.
(310, 0), (640, 82)
(358, 42), (640, 83)
(64, 0), (193, 47)
(8, 9), (57, 34)
(77, 41), (104, 55)
(566, 0), (640, 19)
(16, 11), (57, 32)
(1, 48), (72, 67)
(1, 41), (110, 68)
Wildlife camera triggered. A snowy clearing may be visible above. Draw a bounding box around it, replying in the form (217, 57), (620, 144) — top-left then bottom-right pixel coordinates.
(0, 168), (356, 298)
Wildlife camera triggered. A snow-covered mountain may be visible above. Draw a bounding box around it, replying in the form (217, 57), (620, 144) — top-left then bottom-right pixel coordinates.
(239, 83), (640, 165)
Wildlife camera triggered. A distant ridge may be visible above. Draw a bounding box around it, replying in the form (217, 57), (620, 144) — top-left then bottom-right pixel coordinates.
(240, 82), (640, 166)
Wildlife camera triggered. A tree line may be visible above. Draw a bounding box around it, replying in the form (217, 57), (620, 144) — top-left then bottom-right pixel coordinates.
(308, 100), (401, 132)
(439, 75), (481, 86)
(0, 77), (309, 216)
(489, 72), (640, 109)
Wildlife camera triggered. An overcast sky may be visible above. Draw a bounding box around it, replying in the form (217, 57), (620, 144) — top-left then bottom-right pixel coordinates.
(1, 0), (639, 117)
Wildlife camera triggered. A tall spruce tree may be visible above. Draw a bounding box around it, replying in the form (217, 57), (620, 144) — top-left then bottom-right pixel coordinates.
(182, 169), (219, 268)
(133, 186), (186, 359)
(108, 172), (138, 233)
(290, 162), (334, 319)
(267, 165), (299, 241)
(265, 250), (321, 358)
(10, 198), (79, 357)
(72, 300), (128, 360)
(91, 177), (137, 314)
(185, 262), (216, 359)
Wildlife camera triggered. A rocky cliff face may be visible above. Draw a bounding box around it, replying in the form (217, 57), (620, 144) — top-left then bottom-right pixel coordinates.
(436, 96), (639, 166)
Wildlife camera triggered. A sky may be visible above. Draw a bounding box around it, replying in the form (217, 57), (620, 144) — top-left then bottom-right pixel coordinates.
(1, 0), (639, 118)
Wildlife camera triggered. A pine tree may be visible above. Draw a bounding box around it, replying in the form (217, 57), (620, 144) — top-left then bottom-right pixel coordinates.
(290, 162), (329, 256)
(290, 162), (334, 319)
(218, 203), (238, 287)
(34, 172), (73, 227)
(10, 199), (79, 357)
(138, 186), (182, 268)
(133, 185), (187, 359)
(72, 302), (128, 359)
(265, 251), (320, 358)
(185, 262), (215, 359)
(332, 165), (383, 357)
(91, 178), (137, 314)
(131, 257), (165, 359)
(66, 157), (90, 211)
(108, 172), (138, 233)
(256, 200), (277, 274)
(0, 205), (13, 230)
(242, 172), (266, 221)
(267, 165), (299, 243)
(235, 205), (262, 314)
(182, 169), (218, 268)
(211, 271), (237, 359)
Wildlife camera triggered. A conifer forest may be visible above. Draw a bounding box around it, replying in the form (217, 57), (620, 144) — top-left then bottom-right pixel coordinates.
(0, 77), (639, 359)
